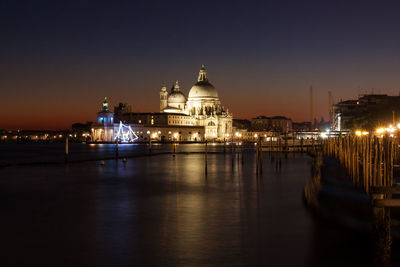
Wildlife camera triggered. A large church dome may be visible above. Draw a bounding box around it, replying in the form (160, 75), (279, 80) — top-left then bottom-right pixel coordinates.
(188, 65), (219, 99)
(189, 81), (218, 98)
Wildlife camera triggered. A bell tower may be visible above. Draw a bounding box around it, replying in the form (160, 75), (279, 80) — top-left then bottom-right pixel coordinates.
(160, 83), (168, 111)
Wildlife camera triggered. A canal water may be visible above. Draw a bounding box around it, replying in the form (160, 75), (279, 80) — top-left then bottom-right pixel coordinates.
(0, 144), (391, 266)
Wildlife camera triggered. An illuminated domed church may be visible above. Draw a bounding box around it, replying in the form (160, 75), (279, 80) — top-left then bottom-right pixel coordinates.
(160, 65), (232, 139)
(92, 65), (232, 143)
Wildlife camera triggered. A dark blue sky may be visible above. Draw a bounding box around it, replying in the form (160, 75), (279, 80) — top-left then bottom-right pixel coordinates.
(2, 0), (400, 129)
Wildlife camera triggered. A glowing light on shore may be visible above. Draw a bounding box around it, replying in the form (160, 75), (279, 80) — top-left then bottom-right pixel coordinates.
(115, 121), (138, 143)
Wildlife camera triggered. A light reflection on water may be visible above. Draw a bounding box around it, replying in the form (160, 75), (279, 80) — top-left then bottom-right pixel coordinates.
(0, 143), (227, 165)
(0, 148), (382, 266)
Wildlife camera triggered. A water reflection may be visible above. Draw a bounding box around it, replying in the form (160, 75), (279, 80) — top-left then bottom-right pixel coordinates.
(88, 152), (314, 265)
(0, 149), (392, 266)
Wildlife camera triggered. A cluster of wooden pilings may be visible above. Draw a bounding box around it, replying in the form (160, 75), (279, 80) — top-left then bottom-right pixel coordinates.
(321, 134), (400, 262)
(322, 135), (396, 193)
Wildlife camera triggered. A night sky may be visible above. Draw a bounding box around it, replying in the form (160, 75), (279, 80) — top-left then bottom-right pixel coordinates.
(2, 0), (400, 129)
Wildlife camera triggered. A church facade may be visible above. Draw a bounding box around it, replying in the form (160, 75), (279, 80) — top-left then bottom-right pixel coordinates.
(160, 65), (232, 140)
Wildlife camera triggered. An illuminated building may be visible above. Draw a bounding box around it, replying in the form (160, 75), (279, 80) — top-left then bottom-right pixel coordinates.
(91, 100), (205, 142)
(116, 112), (204, 141)
(92, 97), (114, 142)
(250, 115), (292, 133)
(159, 65), (232, 140)
(332, 94), (400, 131)
(91, 65), (229, 142)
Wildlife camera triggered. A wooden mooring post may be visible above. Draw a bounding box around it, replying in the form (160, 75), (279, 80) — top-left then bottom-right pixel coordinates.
(284, 133), (288, 152)
(205, 140), (208, 175)
(311, 137), (315, 154)
(236, 142), (239, 164)
(115, 139), (119, 159)
(257, 136), (263, 174)
(65, 134), (69, 163)
(223, 138), (226, 154)
(371, 192), (391, 263)
(149, 136), (152, 154)
(241, 143), (244, 164)
(231, 136), (234, 168)
(300, 138), (304, 153)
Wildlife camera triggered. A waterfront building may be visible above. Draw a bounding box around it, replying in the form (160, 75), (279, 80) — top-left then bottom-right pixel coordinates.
(91, 98), (205, 142)
(332, 94), (400, 131)
(116, 112), (203, 141)
(159, 65), (233, 140)
(232, 119), (251, 130)
(126, 125), (204, 142)
(251, 115), (292, 133)
(231, 117), (294, 142)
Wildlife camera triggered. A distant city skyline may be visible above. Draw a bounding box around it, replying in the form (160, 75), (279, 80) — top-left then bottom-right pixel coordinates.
(2, 1), (400, 130)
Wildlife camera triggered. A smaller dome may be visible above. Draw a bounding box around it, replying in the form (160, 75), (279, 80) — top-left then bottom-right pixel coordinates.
(168, 92), (186, 103)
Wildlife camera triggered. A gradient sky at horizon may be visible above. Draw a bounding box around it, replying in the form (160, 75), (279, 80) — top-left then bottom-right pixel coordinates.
(2, 0), (400, 129)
